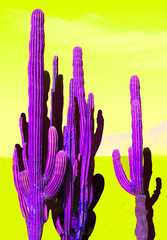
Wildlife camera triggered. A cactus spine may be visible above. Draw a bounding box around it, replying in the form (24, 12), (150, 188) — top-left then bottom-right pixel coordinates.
(13, 9), (67, 240)
(112, 76), (148, 240)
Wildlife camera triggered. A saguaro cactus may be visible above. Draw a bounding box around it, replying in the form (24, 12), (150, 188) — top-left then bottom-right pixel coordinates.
(51, 47), (104, 240)
(112, 75), (147, 239)
(13, 9), (67, 240)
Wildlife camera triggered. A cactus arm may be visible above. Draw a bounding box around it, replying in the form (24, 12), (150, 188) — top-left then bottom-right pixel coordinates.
(128, 146), (135, 184)
(83, 94), (94, 213)
(63, 123), (72, 238)
(73, 47), (86, 153)
(13, 147), (29, 220)
(18, 170), (30, 198)
(87, 157), (94, 209)
(53, 56), (58, 92)
(64, 79), (77, 163)
(63, 77), (78, 240)
(43, 203), (49, 223)
(73, 154), (82, 180)
(50, 56), (64, 150)
(19, 113), (27, 145)
(82, 94), (94, 185)
(50, 56), (58, 126)
(131, 100), (143, 195)
(86, 157), (95, 212)
(52, 211), (64, 236)
(88, 109), (103, 208)
(112, 149), (135, 195)
(22, 143), (29, 171)
(43, 126), (58, 183)
(63, 169), (72, 240)
(44, 150), (67, 199)
(76, 93), (94, 239)
(73, 158), (79, 178)
(63, 126), (68, 152)
(66, 78), (77, 165)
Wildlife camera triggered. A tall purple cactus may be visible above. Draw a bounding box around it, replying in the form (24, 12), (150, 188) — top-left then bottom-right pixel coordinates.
(112, 76), (148, 240)
(51, 47), (103, 240)
(13, 9), (67, 240)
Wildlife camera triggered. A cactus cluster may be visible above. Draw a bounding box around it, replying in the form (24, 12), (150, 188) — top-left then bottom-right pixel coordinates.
(54, 47), (96, 240)
(12, 7), (162, 240)
(13, 9), (103, 240)
(50, 33), (104, 240)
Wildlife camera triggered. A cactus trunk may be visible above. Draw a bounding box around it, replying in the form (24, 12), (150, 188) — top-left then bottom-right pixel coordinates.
(135, 195), (148, 240)
(13, 9), (67, 240)
(27, 9), (44, 239)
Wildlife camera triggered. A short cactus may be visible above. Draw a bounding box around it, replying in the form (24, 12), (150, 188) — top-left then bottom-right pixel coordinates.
(13, 9), (67, 240)
(112, 75), (160, 240)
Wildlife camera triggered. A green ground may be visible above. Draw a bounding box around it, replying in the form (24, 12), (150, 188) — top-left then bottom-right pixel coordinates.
(0, 156), (166, 239)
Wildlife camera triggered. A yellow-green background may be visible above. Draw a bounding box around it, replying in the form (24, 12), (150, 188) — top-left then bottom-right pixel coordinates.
(0, 1), (167, 239)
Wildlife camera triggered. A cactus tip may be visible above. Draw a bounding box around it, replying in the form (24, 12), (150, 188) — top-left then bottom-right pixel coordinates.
(73, 46), (82, 58)
(53, 56), (58, 62)
(32, 9), (44, 15)
(128, 146), (132, 153)
(88, 93), (94, 109)
(31, 9), (44, 26)
(112, 149), (120, 160)
(130, 75), (140, 88)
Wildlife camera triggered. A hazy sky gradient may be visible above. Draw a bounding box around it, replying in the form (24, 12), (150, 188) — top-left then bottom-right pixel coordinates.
(1, 1), (167, 157)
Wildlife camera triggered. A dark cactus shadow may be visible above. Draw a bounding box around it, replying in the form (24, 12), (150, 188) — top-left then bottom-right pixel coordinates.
(143, 147), (162, 240)
(15, 144), (24, 171)
(51, 74), (64, 151)
(74, 97), (80, 155)
(44, 71), (64, 225)
(42, 70), (50, 174)
(15, 112), (28, 170)
(20, 113), (28, 144)
(92, 109), (104, 157)
(20, 112), (28, 164)
(82, 174), (105, 240)
(51, 104), (104, 239)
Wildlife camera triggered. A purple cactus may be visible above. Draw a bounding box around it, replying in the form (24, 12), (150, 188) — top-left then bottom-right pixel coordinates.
(13, 9), (67, 240)
(63, 47), (94, 240)
(51, 47), (104, 240)
(112, 76), (148, 239)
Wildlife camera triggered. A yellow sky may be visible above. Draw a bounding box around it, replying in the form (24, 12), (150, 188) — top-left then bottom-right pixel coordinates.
(1, 1), (167, 157)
